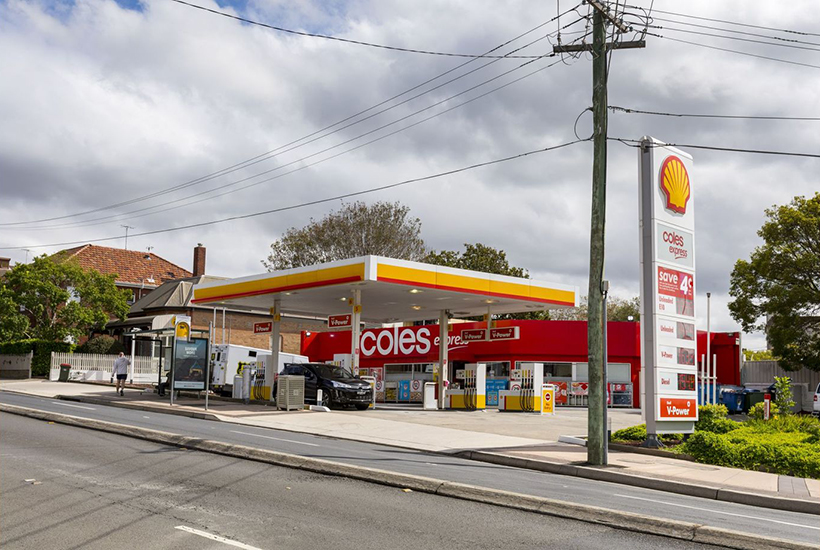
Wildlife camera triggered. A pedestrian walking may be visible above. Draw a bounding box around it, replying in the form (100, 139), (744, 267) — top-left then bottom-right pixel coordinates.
(112, 352), (130, 396)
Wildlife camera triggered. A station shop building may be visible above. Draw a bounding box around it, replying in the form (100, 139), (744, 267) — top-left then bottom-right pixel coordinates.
(302, 319), (742, 409)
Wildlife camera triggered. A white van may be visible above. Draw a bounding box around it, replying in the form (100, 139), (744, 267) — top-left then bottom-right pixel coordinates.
(814, 382), (820, 417)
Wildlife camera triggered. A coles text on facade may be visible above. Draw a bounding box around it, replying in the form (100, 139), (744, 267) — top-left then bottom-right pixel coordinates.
(639, 137), (698, 439)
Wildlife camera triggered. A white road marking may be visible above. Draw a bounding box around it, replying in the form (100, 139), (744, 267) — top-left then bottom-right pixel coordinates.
(229, 430), (320, 447)
(175, 526), (263, 549)
(142, 415), (150, 419)
(51, 401), (96, 411)
(614, 494), (820, 531)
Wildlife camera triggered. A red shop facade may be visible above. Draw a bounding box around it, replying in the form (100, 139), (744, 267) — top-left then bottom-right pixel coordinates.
(302, 319), (644, 408)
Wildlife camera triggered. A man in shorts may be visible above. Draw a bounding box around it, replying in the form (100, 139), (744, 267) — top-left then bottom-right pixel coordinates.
(112, 352), (130, 396)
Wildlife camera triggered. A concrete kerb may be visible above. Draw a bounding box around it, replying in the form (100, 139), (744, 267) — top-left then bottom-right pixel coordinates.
(1, 403), (816, 550)
(14, 390), (820, 517)
(458, 450), (820, 516)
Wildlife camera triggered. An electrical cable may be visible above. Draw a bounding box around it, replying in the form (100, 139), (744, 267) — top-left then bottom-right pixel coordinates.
(2, 6), (583, 228)
(0, 138), (588, 250)
(643, 7), (820, 38)
(20, 55), (572, 232)
(609, 105), (820, 121)
(609, 137), (820, 159)
(170, 0), (547, 59)
(649, 24), (820, 53)
(646, 32), (820, 71)
(649, 16), (820, 48)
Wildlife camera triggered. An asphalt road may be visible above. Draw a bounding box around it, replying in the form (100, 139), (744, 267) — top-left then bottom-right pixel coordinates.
(1, 392), (818, 546)
(0, 413), (723, 550)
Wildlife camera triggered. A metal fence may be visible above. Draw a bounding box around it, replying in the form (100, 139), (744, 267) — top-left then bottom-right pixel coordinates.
(50, 352), (159, 383)
(742, 360), (820, 413)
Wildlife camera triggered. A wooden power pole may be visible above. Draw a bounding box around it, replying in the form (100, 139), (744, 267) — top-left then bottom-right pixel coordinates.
(555, 1), (644, 466)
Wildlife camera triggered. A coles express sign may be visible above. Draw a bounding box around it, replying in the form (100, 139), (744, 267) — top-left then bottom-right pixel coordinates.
(360, 326), (465, 358)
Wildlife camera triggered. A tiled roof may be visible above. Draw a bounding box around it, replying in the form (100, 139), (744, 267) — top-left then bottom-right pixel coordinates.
(52, 244), (192, 285)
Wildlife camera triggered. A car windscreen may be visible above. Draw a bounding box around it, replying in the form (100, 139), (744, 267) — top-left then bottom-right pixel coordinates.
(313, 365), (355, 380)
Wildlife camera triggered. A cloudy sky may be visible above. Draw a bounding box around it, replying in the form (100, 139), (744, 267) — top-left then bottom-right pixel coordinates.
(2, 0), (818, 349)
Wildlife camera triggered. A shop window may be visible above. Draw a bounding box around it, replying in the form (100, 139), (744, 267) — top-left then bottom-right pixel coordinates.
(514, 362), (571, 378)
(575, 362), (631, 382)
(485, 362), (510, 378)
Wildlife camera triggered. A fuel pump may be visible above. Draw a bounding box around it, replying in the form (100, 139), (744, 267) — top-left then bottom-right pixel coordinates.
(499, 363), (544, 412)
(445, 363), (486, 410)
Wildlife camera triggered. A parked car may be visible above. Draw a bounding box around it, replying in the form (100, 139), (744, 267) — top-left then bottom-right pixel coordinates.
(280, 363), (372, 410)
(814, 382), (820, 417)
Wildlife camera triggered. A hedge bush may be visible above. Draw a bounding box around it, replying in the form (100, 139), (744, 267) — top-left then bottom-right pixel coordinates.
(77, 335), (124, 355)
(0, 339), (74, 376)
(683, 429), (820, 479)
(694, 404), (740, 434)
(611, 424), (682, 443)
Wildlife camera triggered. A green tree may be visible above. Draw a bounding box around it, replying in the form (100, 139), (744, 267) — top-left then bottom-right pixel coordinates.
(424, 243), (527, 277)
(546, 295), (640, 322)
(773, 376), (795, 415)
(263, 201), (426, 270)
(0, 256), (130, 343)
(729, 193), (820, 371)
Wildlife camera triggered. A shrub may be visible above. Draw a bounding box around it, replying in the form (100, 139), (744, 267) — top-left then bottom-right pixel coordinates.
(774, 376), (795, 415)
(77, 335), (124, 355)
(0, 339), (74, 376)
(748, 401), (781, 420)
(695, 404), (739, 434)
(682, 421), (820, 478)
(611, 424), (682, 442)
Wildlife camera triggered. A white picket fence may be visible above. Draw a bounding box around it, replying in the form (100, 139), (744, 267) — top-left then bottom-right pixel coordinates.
(50, 352), (160, 383)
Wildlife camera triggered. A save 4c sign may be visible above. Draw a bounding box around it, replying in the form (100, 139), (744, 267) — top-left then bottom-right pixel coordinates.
(639, 137), (698, 439)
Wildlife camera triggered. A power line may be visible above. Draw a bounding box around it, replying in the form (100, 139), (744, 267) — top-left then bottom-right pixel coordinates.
(23, 56), (569, 232)
(645, 7), (820, 38)
(649, 16), (820, 48)
(2, 6), (583, 228)
(647, 32), (820, 70)
(170, 0), (547, 59)
(609, 105), (820, 121)
(610, 137), (820, 159)
(0, 138), (588, 251)
(650, 24), (820, 53)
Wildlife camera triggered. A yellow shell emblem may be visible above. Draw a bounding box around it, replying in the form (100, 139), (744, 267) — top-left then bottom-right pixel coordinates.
(659, 156), (691, 214)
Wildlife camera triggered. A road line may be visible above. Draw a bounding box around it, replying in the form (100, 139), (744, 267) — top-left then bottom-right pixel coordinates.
(614, 494), (820, 530)
(230, 430), (320, 447)
(175, 526), (263, 549)
(51, 401), (96, 411)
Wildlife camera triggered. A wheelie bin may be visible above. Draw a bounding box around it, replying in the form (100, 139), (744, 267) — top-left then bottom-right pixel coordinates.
(720, 387), (744, 414)
(58, 363), (71, 382)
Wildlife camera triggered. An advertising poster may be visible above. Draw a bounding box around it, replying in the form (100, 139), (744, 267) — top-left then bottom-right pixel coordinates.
(173, 337), (208, 390)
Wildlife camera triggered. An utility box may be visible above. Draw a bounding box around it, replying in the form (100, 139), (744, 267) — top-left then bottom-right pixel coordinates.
(276, 375), (305, 411)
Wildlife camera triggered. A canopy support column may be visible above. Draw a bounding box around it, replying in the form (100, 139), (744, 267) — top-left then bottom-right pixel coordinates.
(269, 300), (281, 402)
(350, 289), (362, 374)
(438, 309), (449, 409)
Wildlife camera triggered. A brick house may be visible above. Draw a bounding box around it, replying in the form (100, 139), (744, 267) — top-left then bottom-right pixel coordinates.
(52, 244), (192, 305)
(106, 246), (327, 354)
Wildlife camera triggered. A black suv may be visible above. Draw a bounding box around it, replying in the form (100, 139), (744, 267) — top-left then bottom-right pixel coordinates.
(281, 363), (372, 410)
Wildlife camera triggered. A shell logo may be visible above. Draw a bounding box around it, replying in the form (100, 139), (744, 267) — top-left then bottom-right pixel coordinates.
(659, 155), (691, 214)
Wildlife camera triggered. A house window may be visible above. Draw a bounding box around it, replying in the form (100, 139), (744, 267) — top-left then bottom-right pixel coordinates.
(126, 290), (136, 305)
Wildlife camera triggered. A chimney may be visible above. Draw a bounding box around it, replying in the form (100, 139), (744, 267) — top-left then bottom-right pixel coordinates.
(193, 244), (206, 277)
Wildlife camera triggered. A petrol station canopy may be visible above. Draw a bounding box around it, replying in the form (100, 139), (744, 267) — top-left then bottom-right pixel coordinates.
(191, 256), (578, 322)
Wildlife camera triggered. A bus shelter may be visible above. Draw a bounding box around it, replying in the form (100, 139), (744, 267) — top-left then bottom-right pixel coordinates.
(192, 256), (578, 408)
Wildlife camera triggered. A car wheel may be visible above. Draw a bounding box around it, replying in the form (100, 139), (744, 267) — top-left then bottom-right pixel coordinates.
(321, 391), (333, 409)
(355, 404), (369, 411)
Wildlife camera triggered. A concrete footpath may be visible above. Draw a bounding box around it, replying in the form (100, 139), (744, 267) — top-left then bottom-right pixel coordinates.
(2, 379), (818, 515)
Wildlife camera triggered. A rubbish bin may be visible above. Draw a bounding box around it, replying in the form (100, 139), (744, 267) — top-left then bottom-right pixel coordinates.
(743, 390), (764, 413)
(58, 363), (71, 382)
(721, 388), (744, 414)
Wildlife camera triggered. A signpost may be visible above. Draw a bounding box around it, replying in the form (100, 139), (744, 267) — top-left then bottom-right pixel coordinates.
(541, 384), (556, 415)
(639, 137), (698, 445)
(328, 313), (353, 329)
(172, 337), (209, 391)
